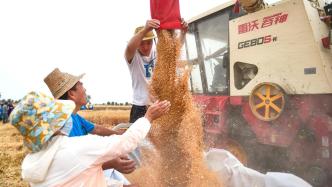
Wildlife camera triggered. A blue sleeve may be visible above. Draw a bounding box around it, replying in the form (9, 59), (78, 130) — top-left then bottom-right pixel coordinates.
(77, 114), (95, 133)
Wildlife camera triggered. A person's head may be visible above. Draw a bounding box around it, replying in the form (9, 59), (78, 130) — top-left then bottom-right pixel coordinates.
(135, 26), (156, 56)
(9, 92), (75, 152)
(44, 68), (87, 107)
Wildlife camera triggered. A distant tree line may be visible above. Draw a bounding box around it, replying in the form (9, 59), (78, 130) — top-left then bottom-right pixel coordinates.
(104, 101), (131, 106)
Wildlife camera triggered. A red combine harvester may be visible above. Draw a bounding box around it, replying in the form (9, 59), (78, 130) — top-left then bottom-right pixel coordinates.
(184, 0), (332, 186)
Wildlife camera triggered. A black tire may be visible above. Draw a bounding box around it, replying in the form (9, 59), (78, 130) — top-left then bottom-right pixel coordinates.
(226, 108), (263, 170)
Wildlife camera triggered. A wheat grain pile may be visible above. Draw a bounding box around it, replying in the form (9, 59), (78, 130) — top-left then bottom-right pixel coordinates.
(141, 30), (222, 187)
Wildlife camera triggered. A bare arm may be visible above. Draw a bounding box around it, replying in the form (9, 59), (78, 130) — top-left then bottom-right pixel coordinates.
(90, 101), (170, 136)
(91, 124), (120, 136)
(125, 19), (160, 63)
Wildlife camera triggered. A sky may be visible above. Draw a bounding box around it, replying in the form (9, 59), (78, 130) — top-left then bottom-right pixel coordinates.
(0, 0), (278, 104)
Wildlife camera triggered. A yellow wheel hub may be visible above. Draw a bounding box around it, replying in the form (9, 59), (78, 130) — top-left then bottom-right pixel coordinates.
(249, 83), (285, 121)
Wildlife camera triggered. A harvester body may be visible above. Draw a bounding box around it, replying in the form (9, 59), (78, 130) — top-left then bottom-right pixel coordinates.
(185, 0), (332, 185)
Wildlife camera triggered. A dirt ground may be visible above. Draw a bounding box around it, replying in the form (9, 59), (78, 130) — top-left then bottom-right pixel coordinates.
(0, 122), (29, 187)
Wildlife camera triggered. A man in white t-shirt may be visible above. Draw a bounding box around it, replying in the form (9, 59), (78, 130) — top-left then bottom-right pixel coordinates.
(125, 19), (188, 123)
(125, 19), (160, 123)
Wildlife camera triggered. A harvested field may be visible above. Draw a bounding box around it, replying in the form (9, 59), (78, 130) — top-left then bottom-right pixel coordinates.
(79, 109), (130, 128)
(0, 122), (29, 187)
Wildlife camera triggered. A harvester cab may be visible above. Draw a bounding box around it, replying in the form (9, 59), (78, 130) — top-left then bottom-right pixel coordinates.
(184, 0), (332, 186)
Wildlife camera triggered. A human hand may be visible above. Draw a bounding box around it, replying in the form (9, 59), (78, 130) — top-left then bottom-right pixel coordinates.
(180, 18), (188, 34)
(144, 100), (171, 122)
(115, 129), (126, 135)
(108, 155), (136, 174)
(144, 19), (160, 32)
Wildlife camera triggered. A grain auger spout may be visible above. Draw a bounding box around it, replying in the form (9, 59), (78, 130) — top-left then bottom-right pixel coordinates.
(239, 0), (266, 13)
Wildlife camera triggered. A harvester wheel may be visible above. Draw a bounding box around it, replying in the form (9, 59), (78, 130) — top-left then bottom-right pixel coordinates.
(249, 82), (285, 121)
(304, 165), (328, 187)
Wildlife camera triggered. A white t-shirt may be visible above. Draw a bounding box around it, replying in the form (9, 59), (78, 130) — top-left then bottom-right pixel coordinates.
(127, 50), (156, 106)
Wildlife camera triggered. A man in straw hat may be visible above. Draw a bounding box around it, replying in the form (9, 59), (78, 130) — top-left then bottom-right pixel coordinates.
(125, 19), (160, 124)
(44, 68), (137, 183)
(44, 68), (119, 137)
(10, 92), (170, 186)
(124, 19), (188, 124)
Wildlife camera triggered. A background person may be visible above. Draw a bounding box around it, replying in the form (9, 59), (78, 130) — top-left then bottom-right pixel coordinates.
(0, 103), (3, 122)
(2, 102), (8, 123)
(124, 19), (188, 123)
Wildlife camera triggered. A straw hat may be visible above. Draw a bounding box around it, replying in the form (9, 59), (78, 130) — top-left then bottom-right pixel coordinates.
(9, 92), (75, 152)
(135, 26), (156, 41)
(44, 68), (85, 99)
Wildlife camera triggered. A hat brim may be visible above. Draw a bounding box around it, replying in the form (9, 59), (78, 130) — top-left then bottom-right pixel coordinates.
(142, 36), (156, 41)
(54, 73), (85, 99)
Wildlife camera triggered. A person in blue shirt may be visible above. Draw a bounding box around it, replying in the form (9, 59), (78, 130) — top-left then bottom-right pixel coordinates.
(0, 104), (3, 122)
(44, 68), (137, 185)
(69, 112), (95, 136)
(2, 103), (9, 124)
